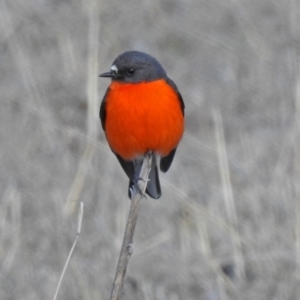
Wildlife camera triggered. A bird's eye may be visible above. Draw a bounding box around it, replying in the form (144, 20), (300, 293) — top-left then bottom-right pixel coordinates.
(126, 68), (135, 76)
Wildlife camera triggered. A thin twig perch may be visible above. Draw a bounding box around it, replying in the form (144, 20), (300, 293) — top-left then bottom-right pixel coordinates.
(109, 152), (153, 300)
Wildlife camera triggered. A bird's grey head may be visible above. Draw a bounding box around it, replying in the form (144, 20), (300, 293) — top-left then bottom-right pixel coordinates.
(99, 51), (167, 83)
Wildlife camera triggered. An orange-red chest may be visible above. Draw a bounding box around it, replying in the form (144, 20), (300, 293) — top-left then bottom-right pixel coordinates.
(104, 79), (184, 160)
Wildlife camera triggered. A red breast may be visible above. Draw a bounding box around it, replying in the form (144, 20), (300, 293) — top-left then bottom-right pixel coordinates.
(104, 79), (184, 160)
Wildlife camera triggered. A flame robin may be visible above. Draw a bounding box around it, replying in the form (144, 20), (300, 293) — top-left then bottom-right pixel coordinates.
(99, 51), (184, 199)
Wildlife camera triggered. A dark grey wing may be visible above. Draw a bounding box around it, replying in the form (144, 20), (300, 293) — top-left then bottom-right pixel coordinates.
(115, 153), (135, 181)
(165, 77), (185, 115)
(160, 148), (177, 173)
(160, 78), (184, 172)
(99, 88), (110, 130)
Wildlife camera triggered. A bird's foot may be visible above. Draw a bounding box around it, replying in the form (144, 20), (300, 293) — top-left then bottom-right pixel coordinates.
(129, 178), (148, 200)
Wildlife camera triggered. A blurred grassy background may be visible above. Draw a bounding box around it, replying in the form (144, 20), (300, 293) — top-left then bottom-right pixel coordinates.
(1, 0), (300, 299)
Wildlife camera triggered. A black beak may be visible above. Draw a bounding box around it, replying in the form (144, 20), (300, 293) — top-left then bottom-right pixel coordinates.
(99, 71), (114, 78)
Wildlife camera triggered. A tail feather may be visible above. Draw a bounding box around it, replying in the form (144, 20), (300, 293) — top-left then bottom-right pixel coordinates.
(145, 155), (161, 199)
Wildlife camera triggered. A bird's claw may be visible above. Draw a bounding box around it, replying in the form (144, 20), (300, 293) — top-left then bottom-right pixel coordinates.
(129, 180), (148, 200)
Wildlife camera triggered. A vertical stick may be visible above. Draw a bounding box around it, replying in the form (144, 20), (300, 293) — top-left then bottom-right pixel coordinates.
(109, 152), (153, 300)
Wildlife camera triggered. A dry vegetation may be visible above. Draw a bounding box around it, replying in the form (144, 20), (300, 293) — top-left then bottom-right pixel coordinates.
(1, 0), (300, 299)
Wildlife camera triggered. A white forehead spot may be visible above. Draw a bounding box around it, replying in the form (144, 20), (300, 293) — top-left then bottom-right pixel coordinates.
(111, 65), (118, 72)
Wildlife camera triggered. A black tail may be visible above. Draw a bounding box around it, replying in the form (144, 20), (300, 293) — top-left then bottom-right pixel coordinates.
(145, 155), (161, 199)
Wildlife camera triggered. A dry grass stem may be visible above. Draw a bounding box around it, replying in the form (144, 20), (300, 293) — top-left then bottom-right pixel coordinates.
(53, 202), (84, 300)
(213, 109), (245, 281)
(294, 65), (300, 278)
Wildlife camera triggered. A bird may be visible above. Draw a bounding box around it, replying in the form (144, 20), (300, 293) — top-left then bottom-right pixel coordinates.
(99, 51), (184, 199)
